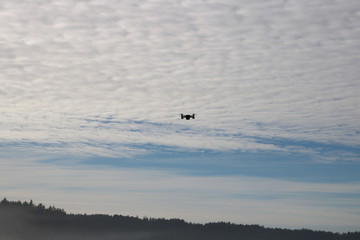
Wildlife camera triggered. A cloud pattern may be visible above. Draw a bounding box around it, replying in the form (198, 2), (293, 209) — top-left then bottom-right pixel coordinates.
(1, 0), (359, 157)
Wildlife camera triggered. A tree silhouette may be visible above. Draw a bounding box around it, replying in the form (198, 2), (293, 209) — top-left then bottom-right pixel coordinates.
(0, 198), (359, 240)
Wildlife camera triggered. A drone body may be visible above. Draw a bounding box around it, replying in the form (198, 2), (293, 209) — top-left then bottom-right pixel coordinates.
(181, 114), (195, 120)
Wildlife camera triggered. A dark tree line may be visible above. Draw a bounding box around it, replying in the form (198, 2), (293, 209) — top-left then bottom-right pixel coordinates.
(0, 198), (359, 240)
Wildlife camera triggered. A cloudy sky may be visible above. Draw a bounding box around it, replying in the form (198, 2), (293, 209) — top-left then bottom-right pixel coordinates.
(1, 0), (360, 232)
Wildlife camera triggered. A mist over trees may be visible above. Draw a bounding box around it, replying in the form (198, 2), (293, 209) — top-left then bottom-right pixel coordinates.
(0, 198), (359, 240)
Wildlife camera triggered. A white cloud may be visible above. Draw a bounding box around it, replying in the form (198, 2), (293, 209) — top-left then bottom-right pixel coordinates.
(1, 0), (360, 156)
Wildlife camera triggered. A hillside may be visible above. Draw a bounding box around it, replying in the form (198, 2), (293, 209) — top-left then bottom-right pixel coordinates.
(0, 198), (359, 240)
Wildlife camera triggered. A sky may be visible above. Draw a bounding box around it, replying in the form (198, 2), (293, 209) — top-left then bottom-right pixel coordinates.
(0, 0), (360, 233)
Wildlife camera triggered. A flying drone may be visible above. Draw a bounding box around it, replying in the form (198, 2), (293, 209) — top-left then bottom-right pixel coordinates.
(181, 114), (195, 120)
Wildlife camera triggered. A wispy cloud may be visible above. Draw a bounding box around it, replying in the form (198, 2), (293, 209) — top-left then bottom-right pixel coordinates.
(1, 157), (359, 232)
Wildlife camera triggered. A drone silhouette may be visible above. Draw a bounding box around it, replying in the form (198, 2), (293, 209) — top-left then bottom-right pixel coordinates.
(181, 114), (195, 120)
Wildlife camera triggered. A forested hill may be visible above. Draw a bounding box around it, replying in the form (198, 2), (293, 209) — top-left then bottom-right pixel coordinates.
(0, 198), (359, 240)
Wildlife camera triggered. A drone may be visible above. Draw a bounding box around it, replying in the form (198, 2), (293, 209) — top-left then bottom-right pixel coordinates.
(181, 114), (195, 120)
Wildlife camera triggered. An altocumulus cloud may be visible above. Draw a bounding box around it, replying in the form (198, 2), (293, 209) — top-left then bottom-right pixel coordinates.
(1, 0), (359, 157)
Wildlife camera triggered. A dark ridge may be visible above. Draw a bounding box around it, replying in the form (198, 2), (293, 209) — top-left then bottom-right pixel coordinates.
(0, 198), (359, 240)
